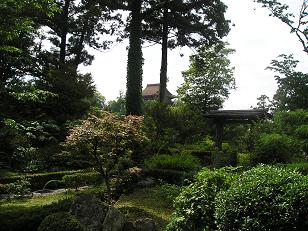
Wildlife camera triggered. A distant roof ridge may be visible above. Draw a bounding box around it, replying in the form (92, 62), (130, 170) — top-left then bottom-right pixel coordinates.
(146, 83), (160, 86)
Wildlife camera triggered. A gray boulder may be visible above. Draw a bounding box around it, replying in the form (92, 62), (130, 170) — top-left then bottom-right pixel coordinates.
(135, 218), (157, 231)
(102, 206), (126, 231)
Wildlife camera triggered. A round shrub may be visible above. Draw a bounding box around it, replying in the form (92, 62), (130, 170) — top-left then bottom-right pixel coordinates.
(214, 165), (308, 231)
(38, 212), (83, 231)
(253, 133), (296, 164)
(166, 167), (238, 231)
(144, 153), (201, 172)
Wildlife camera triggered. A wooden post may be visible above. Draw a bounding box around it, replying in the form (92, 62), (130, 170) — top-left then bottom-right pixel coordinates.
(215, 120), (223, 150)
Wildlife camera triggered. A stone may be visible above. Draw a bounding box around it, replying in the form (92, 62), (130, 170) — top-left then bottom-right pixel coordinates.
(135, 218), (157, 231)
(137, 177), (155, 188)
(70, 194), (109, 231)
(102, 206), (126, 231)
(122, 221), (136, 231)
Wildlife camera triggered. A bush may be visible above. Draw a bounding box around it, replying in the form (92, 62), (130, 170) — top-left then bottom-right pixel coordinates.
(212, 143), (237, 167)
(215, 165), (308, 231)
(154, 184), (180, 208)
(144, 153), (201, 172)
(145, 168), (192, 185)
(0, 170), (81, 190)
(38, 212), (82, 231)
(0, 178), (31, 198)
(166, 167), (238, 231)
(286, 162), (308, 175)
(62, 172), (102, 190)
(252, 133), (297, 164)
(0, 197), (73, 231)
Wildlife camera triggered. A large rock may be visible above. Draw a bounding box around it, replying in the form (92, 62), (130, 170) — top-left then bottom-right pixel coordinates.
(70, 194), (126, 231)
(135, 218), (157, 231)
(70, 194), (109, 231)
(102, 206), (126, 231)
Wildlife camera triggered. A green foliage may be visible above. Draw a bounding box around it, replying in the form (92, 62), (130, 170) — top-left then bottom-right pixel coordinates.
(145, 168), (190, 185)
(177, 43), (236, 113)
(286, 162), (308, 175)
(62, 172), (102, 190)
(254, 1), (308, 54)
(0, 170), (80, 190)
(144, 154), (201, 172)
(38, 212), (82, 231)
(154, 184), (181, 209)
(266, 54), (308, 111)
(65, 112), (146, 203)
(107, 91), (126, 115)
(126, 0), (143, 116)
(0, 178), (31, 198)
(215, 165), (308, 231)
(166, 167), (238, 231)
(253, 133), (297, 164)
(0, 195), (74, 231)
(212, 143), (238, 168)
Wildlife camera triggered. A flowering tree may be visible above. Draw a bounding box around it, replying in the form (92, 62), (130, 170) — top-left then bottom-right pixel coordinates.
(65, 112), (146, 204)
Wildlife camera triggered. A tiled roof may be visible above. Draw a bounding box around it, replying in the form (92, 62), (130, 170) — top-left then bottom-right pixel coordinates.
(142, 83), (175, 98)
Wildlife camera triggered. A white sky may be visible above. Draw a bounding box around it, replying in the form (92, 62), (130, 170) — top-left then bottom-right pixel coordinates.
(81, 0), (307, 109)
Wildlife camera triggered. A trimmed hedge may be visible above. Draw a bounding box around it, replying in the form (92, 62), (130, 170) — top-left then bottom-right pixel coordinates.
(144, 168), (193, 185)
(144, 154), (201, 172)
(0, 198), (73, 231)
(0, 170), (82, 190)
(215, 165), (308, 231)
(62, 172), (102, 190)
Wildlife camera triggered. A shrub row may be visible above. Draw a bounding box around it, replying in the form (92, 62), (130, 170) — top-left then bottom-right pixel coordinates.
(0, 170), (82, 190)
(144, 168), (194, 185)
(0, 198), (73, 231)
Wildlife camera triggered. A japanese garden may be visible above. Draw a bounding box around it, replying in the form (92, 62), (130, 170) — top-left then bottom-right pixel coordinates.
(0, 0), (307, 231)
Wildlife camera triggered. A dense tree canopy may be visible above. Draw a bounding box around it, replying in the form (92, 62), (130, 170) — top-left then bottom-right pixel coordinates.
(267, 54), (308, 111)
(177, 43), (236, 113)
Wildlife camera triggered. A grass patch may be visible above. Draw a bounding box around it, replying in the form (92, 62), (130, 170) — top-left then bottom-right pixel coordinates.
(0, 191), (76, 214)
(115, 187), (174, 231)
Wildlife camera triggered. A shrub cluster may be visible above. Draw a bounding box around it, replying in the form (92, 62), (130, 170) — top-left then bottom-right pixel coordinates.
(166, 167), (238, 231)
(215, 165), (308, 231)
(0, 178), (31, 198)
(62, 171), (102, 190)
(144, 153), (201, 172)
(252, 133), (297, 164)
(0, 198), (73, 231)
(0, 170), (81, 190)
(38, 212), (82, 231)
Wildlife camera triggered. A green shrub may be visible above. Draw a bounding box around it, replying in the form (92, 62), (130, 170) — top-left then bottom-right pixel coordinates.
(38, 212), (82, 231)
(154, 184), (180, 209)
(0, 197), (73, 231)
(0, 170), (81, 190)
(3, 178), (31, 198)
(237, 153), (252, 167)
(212, 143), (237, 167)
(215, 165), (308, 231)
(286, 162), (308, 175)
(144, 168), (192, 185)
(252, 133), (297, 164)
(166, 167), (238, 231)
(144, 153), (201, 172)
(62, 172), (101, 190)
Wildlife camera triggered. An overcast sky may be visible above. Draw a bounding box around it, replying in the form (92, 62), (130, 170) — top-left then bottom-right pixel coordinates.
(81, 0), (307, 109)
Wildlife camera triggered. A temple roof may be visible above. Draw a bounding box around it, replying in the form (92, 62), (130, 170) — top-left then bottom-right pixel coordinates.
(142, 83), (175, 98)
(205, 109), (271, 121)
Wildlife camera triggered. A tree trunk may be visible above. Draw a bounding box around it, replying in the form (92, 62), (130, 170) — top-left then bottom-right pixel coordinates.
(126, 0), (143, 115)
(59, 0), (70, 70)
(159, 8), (168, 104)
